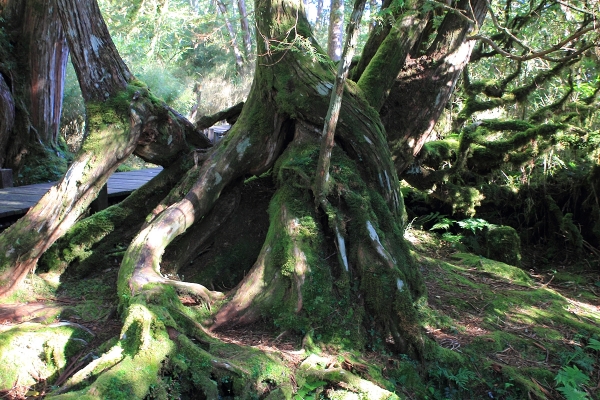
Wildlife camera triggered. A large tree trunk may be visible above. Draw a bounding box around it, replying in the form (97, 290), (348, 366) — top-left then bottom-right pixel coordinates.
(119, 0), (424, 359)
(354, 0), (431, 111)
(381, 0), (488, 174)
(0, 74), (14, 168)
(24, 0), (69, 145)
(0, 0), (425, 397)
(0, 0), (68, 179)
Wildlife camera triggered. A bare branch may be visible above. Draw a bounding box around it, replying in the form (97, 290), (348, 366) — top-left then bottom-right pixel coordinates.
(427, 0), (476, 25)
(554, 0), (597, 16)
(468, 25), (595, 62)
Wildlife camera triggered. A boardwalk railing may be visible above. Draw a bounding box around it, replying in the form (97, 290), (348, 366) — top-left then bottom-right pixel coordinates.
(0, 167), (163, 220)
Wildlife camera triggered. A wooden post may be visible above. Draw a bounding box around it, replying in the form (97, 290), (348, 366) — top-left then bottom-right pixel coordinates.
(207, 128), (215, 143)
(90, 184), (108, 213)
(0, 169), (13, 188)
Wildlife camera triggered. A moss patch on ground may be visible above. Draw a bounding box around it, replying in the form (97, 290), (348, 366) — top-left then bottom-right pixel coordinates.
(1, 223), (598, 399)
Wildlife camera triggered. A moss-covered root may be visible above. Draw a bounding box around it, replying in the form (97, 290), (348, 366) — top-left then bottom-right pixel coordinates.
(48, 300), (174, 399)
(40, 156), (194, 278)
(49, 295), (223, 399)
(298, 354), (400, 399)
(211, 185), (316, 330)
(49, 287), (289, 399)
(118, 98), (286, 305)
(0, 322), (93, 393)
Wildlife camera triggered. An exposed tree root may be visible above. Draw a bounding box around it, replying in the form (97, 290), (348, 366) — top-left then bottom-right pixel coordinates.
(39, 156), (195, 278)
(298, 354), (399, 399)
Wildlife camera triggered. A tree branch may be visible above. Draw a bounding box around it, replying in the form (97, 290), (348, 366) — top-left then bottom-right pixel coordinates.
(314, 0), (366, 205)
(468, 25), (595, 62)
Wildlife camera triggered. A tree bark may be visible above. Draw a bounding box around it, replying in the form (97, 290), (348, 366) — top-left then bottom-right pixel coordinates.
(327, 0), (344, 61)
(355, 0), (430, 111)
(0, 0), (67, 177)
(0, 74), (14, 168)
(382, 0), (488, 174)
(23, 0), (69, 144)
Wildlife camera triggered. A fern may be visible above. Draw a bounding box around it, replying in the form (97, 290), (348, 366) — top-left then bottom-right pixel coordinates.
(294, 378), (326, 400)
(555, 365), (590, 400)
(456, 218), (494, 233)
(431, 217), (456, 231)
(556, 385), (589, 400)
(587, 338), (600, 351)
(451, 368), (478, 390)
(430, 364), (477, 390)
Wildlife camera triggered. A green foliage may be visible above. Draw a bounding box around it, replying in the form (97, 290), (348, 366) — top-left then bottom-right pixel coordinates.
(587, 338), (600, 351)
(430, 217), (456, 232)
(294, 377), (327, 399)
(555, 366), (590, 400)
(427, 363), (479, 398)
(134, 64), (196, 113)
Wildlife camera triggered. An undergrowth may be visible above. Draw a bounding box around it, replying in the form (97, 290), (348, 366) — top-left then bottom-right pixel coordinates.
(0, 228), (598, 399)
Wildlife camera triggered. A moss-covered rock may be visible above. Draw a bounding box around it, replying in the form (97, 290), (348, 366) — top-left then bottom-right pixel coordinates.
(0, 323), (93, 391)
(483, 225), (522, 267)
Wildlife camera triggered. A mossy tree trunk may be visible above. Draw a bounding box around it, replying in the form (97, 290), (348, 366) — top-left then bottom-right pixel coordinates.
(45, 0), (426, 396)
(392, 0), (487, 175)
(0, 0), (69, 178)
(118, 0), (425, 362)
(0, 0), (449, 396)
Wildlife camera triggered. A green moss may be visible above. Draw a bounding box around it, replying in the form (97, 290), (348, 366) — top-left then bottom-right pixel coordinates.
(15, 141), (73, 185)
(420, 139), (459, 168)
(466, 79), (503, 97)
(40, 206), (129, 274)
(458, 97), (505, 120)
(452, 253), (531, 285)
(0, 324), (92, 390)
(480, 119), (534, 132)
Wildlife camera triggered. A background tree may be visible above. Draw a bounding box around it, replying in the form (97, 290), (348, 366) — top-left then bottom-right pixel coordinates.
(237, 0), (253, 58)
(216, 0), (247, 71)
(0, 0), (70, 184)
(327, 0), (344, 60)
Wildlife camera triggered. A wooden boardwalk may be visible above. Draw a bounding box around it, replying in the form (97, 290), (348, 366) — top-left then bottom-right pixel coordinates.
(0, 167), (163, 219)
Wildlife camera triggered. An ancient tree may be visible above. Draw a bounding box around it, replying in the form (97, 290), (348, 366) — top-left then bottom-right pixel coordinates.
(0, 0), (597, 397)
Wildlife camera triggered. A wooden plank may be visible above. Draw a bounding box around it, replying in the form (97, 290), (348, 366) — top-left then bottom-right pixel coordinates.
(0, 169), (13, 188)
(0, 167), (163, 219)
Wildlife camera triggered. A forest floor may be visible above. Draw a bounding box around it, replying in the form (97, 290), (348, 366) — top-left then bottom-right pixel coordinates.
(0, 224), (598, 399)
